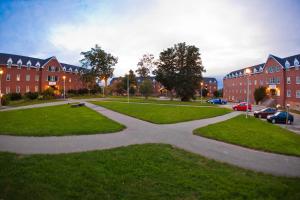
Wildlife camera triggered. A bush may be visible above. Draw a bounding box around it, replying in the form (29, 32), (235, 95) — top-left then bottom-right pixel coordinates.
(254, 86), (267, 104)
(9, 93), (22, 101)
(1, 94), (10, 106)
(42, 88), (55, 100)
(25, 92), (39, 100)
(78, 88), (89, 95)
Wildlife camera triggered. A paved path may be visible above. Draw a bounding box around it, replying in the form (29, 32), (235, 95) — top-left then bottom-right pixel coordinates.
(0, 101), (300, 177)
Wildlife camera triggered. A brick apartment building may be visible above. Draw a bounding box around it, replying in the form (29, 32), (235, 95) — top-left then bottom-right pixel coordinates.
(223, 54), (300, 110)
(0, 53), (86, 95)
(202, 77), (218, 97)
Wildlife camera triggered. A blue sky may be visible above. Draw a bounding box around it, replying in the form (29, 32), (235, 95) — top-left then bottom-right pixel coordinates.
(1, 0), (300, 88)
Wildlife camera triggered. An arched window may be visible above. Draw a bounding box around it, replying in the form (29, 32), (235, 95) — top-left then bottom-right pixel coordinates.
(69, 68), (72, 72)
(26, 60), (31, 70)
(285, 60), (290, 68)
(75, 68), (78, 73)
(7, 58), (13, 68)
(17, 59), (22, 69)
(294, 58), (299, 69)
(63, 67), (66, 71)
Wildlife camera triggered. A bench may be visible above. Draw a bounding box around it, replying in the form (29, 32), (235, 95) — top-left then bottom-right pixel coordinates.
(70, 103), (85, 108)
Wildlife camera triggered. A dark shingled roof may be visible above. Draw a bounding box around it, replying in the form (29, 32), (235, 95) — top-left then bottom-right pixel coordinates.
(224, 53), (300, 79)
(0, 53), (86, 72)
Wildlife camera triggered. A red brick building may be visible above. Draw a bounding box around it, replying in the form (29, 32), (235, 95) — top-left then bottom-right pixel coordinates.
(0, 53), (86, 96)
(223, 54), (300, 110)
(202, 77), (218, 97)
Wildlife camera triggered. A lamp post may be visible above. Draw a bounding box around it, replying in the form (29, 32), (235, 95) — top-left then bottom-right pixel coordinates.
(286, 103), (290, 128)
(200, 82), (203, 104)
(102, 79), (105, 97)
(0, 68), (3, 107)
(62, 76), (66, 99)
(245, 68), (251, 118)
(127, 74), (129, 103)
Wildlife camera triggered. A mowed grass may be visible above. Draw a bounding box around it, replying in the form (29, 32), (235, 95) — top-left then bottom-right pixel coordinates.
(1, 144), (300, 200)
(194, 115), (300, 156)
(106, 97), (215, 106)
(7, 99), (63, 107)
(91, 101), (231, 124)
(0, 104), (124, 136)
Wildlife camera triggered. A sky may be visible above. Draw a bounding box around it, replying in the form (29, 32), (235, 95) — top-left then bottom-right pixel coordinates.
(1, 0), (300, 88)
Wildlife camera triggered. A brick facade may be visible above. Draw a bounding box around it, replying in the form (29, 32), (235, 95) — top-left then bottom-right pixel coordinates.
(223, 54), (300, 110)
(0, 53), (86, 96)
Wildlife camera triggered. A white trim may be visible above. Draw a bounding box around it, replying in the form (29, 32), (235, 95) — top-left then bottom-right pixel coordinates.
(41, 56), (63, 69)
(261, 55), (284, 71)
(285, 60), (290, 68)
(26, 60), (31, 67)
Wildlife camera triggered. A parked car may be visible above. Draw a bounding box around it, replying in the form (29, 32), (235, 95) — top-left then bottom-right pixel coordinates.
(232, 102), (252, 111)
(267, 111), (294, 124)
(207, 98), (227, 104)
(254, 107), (277, 118)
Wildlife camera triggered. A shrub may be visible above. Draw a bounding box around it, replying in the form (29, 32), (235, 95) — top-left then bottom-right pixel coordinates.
(254, 86), (267, 104)
(78, 88), (89, 95)
(25, 92), (39, 100)
(42, 88), (55, 100)
(1, 94), (10, 106)
(9, 93), (22, 101)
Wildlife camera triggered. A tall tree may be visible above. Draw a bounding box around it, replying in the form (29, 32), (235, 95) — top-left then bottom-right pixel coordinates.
(140, 79), (153, 99)
(123, 70), (137, 95)
(136, 54), (155, 78)
(80, 45), (118, 93)
(153, 47), (177, 100)
(80, 71), (97, 94)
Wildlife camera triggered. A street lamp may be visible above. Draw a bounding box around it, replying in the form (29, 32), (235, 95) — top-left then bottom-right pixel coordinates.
(127, 74), (129, 103)
(62, 76), (66, 99)
(286, 103), (290, 127)
(245, 68), (251, 118)
(200, 82), (203, 104)
(0, 68), (3, 107)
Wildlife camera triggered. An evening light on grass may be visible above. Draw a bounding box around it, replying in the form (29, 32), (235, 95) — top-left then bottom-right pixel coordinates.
(91, 101), (231, 124)
(1, 144), (299, 200)
(194, 115), (300, 156)
(0, 104), (124, 136)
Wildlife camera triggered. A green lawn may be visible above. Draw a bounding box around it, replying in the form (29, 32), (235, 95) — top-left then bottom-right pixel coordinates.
(0, 144), (299, 200)
(7, 99), (63, 107)
(0, 104), (124, 136)
(106, 97), (215, 106)
(91, 101), (231, 124)
(194, 115), (300, 156)
(70, 94), (104, 99)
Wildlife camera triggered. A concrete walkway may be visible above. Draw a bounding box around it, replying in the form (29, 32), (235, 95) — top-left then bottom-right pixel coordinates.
(0, 101), (300, 177)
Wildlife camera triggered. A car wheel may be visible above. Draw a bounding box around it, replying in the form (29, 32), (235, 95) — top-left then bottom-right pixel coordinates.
(272, 119), (276, 124)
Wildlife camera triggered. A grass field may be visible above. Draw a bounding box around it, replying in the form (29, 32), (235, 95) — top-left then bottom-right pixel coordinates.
(91, 101), (231, 124)
(0, 144), (299, 200)
(0, 104), (124, 136)
(194, 114), (300, 156)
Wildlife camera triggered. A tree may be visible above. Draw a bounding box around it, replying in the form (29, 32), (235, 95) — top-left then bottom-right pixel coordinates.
(140, 79), (153, 99)
(136, 54), (155, 78)
(254, 86), (267, 104)
(213, 89), (222, 98)
(80, 71), (97, 94)
(153, 47), (177, 100)
(80, 45), (118, 94)
(123, 70), (137, 95)
(201, 88), (208, 97)
(110, 77), (125, 95)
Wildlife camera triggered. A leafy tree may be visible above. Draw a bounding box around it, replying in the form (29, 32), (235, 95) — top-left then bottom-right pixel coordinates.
(201, 88), (208, 97)
(254, 86), (267, 104)
(80, 45), (118, 94)
(123, 70), (137, 95)
(80, 71), (97, 94)
(213, 89), (222, 98)
(140, 79), (153, 99)
(110, 77), (125, 95)
(154, 47), (177, 100)
(136, 54), (155, 78)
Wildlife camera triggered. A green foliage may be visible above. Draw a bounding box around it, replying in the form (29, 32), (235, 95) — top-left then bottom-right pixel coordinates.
(254, 86), (267, 104)
(80, 71), (97, 90)
(25, 92), (39, 100)
(8, 93), (22, 101)
(136, 54), (155, 78)
(123, 70), (137, 95)
(80, 44), (118, 87)
(213, 90), (220, 97)
(42, 88), (55, 100)
(1, 94), (9, 105)
(194, 114), (300, 156)
(0, 104), (124, 136)
(1, 144), (299, 200)
(139, 79), (153, 99)
(201, 88), (208, 97)
(92, 101), (230, 124)
(154, 42), (205, 101)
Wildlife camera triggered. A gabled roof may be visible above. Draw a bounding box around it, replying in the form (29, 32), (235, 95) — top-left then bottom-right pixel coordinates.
(203, 77), (217, 84)
(0, 53), (86, 72)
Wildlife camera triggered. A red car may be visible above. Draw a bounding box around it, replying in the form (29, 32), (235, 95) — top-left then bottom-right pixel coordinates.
(232, 102), (252, 111)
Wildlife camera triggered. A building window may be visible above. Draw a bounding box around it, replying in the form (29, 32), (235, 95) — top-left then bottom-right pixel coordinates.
(6, 87), (10, 94)
(26, 86), (30, 93)
(26, 74), (30, 81)
(260, 80), (263, 85)
(296, 76), (300, 84)
(7, 58), (12, 68)
(36, 67), (40, 71)
(296, 90), (300, 98)
(26, 61), (31, 70)
(47, 76), (58, 82)
(287, 77), (291, 84)
(6, 74), (11, 81)
(17, 59), (22, 69)
(16, 74), (20, 81)
(35, 86), (39, 92)
(35, 75), (39, 82)
(16, 86), (21, 93)
(287, 90), (291, 97)
(254, 80), (257, 85)
(69, 78), (72, 83)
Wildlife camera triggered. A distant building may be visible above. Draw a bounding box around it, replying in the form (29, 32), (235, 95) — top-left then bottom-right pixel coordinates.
(223, 54), (300, 110)
(202, 77), (218, 97)
(0, 53), (87, 95)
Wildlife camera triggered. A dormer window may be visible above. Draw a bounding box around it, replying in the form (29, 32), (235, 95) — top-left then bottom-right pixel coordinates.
(69, 68), (72, 72)
(75, 69), (78, 74)
(7, 58), (13, 68)
(17, 59), (22, 69)
(294, 58), (299, 70)
(26, 60), (31, 70)
(36, 62), (40, 71)
(63, 67), (66, 71)
(285, 60), (290, 68)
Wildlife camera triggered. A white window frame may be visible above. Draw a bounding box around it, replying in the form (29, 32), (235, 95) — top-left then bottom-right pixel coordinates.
(287, 90), (291, 97)
(6, 74), (11, 81)
(16, 74), (20, 81)
(287, 77), (291, 84)
(16, 86), (21, 93)
(6, 87), (10, 94)
(296, 90), (300, 99)
(35, 75), (39, 82)
(7, 58), (12, 68)
(35, 86), (39, 92)
(296, 76), (300, 84)
(26, 86), (30, 93)
(26, 74), (30, 81)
